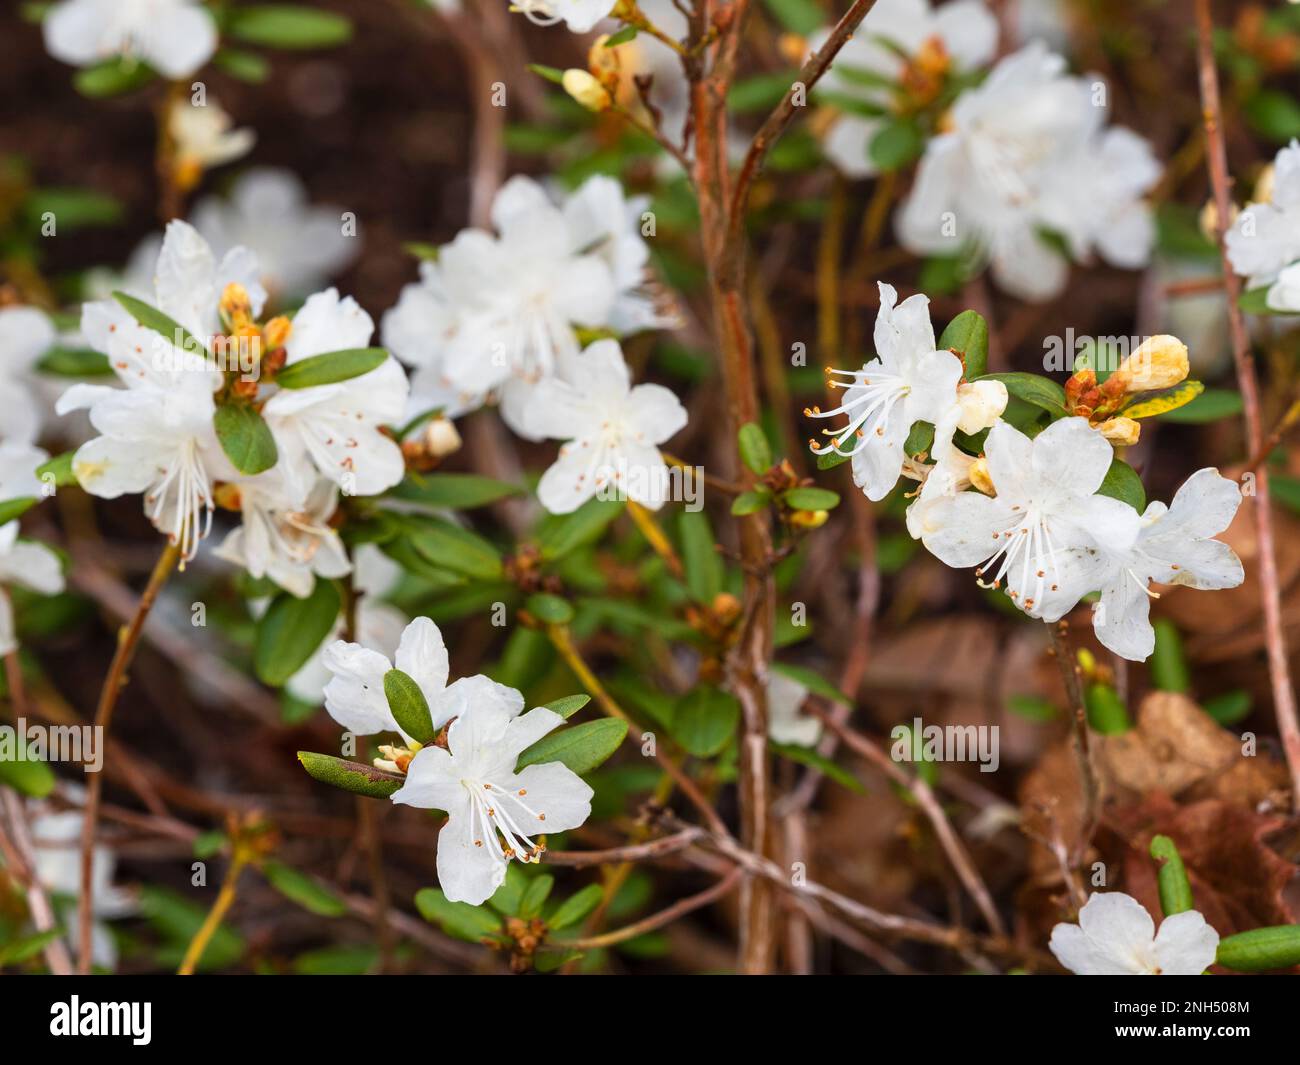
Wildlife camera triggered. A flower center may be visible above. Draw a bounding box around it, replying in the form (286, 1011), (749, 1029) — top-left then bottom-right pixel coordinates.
(144, 437), (213, 564)
(463, 779), (548, 864)
(805, 369), (909, 457)
(974, 503), (1062, 613)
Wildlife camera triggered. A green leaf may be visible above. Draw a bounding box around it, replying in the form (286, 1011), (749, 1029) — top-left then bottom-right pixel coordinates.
(1244, 89), (1300, 143)
(261, 860), (347, 917)
(770, 661), (852, 706)
(383, 668), (436, 745)
(415, 887), (503, 939)
(728, 70), (799, 114)
(73, 58), (154, 98)
(519, 875), (554, 918)
(868, 117), (924, 171)
(1096, 457), (1146, 513)
(24, 188), (122, 230)
(939, 310), (990, 379)
(390, 473), (522, 509)
(526, 593), (575, 625)
(0, 741), (55, 798)
(113, 291), (208, 356)
(671, 686), (740, 758)
(731, 490), (771, 516)
(1084, 682), (1131, 734)
(679, 510), (722, 603)
(904, 420), (935, 458)
(1216, 925), (1300, 971)
(35, 451), (77, 488)
(1204, 689), (1252, 726)
(761, 0), (823, 33)
(1149, 835), (1194, 917)
(977, 372), (1067, 414)
(547, 883), (604, 931)
(407, 517), (502, 581)
(516, 718), (628, 775)
(36, 345), (111, 376)
(603, 24), (638, 46)
(783, 486), (840, 511)
(292, 945), (378, 974)
(527, 63), (565, 85)
(227, 5), (353, 49)
(815, 448), (850, 470)
(737, 422), (772, 474)
(254, 580), (342, 686)
(214, 48), (271, 83)
(0, 497), (36, 528)
(1008, 694), (1057, 722)
(489, 864), (528, 916)
(1238, 286), (1285, 315)
(1151, 618), (1190, 694)
(1157, 388), (1244, 424)
(192, 830), (227, 859)
(538, 499), (623, 560)
(213, 402), (279, 475)
(274, 348), (388, 389)
(769, 740), (864, 792)
(543, 694), (591, 719)
(0, 928), (64, 966)
(296, 752), (404, 799)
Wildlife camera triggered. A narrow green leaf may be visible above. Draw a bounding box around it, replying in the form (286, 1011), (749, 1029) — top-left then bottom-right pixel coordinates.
(1216, 925), (1300, 972)
(769, 740), (864, 792)
(547, 883), (604, 931)
(939, 310), (990, 379)
(1097, 457), (1146, 512)
(406, 517), (502, 581)
(35, 452), (77, 488)
(1203, 690), (1252, 726)
(1151, 618), (1191, 694)
(526, 593), (574, 625)
(227, 4), (353, 49)
(0, 497), (36, 528)
(516, 718), (628, 775)
(1157, 388), (1244, 424)
(390, 473), (522, 509)
(36, 345), (111, 376)
(214, 403), (278, 475)
(977, 372), (1067, 414)
(868, 117), (924, 171)
(74, 58), (155, 98)
(274, 348), (388, 389)
(0, 928), (64, 966)
(783, 486), (840, 510)
(254, 580), (341, 686)
(1149, 835), (1194, 917)
(527, 63), (565, 85)
(261, 860), (347, 917)
(383, 668), (436, 745)
(770, 662), (852, 706)
(1084, 682), (1131, 734)
(737, 422), (772, 474)
(543, 694), (591, 719)
(415, 887), (503, 938)
(538, 498), (624, 560)
(113, 291), (207, 356)
(731, 489), (771, 516)
(519, 875), (554, 919)
(296, 752), (404, 799)
(679, 510), (723, 603)
(0, 743), (55, 798)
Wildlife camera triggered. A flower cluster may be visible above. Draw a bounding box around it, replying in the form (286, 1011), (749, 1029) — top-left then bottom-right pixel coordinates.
(1226, 140), (1300, 312)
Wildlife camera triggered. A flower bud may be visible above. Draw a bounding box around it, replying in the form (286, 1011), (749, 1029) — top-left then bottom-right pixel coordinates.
(1112, 335), (1189, 393)
(262, 315), (292, 351)
(1098, 416), (1141, 447)
(1254, 162), (1276, 206)
(968, 456), (995, 496)
(423, 416), (462, 459)
(1198, 199), (1238, 241)
(219, 282), (252, 327)
(790, 508), (829, 529)
(955, 379), (1008, 435)
(562, 68), (612, 112)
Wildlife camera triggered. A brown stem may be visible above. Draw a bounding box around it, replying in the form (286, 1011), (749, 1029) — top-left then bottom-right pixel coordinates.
(77, 539), (180, 973)
(0, 788), (74, 975)
(1194, 0), (1300, 810)
(564, 867), (743, 949)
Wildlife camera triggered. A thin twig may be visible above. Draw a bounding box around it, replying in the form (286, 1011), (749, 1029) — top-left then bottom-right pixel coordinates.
(564, 867), (743, 950)
(1046, 620), (1098, 868)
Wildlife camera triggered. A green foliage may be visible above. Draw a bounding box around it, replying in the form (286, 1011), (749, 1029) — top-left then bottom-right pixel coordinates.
(977, 372), (1067, 415)
(254, 579), (341, 685)
(1097, 458), (1146, 512)
(1216, 926), (1300, 971)
(274, 348), (388, 389)
(416, 887), (503, 937)
(296, 752), (404, 800)
(384, 668), (436, 745)
(226, 5), (353, 49)
(737, 422), (773, 474)
(679, 510), (723, 602)
(1084, 682), (1131, 735)
(1149, 835), (1194, 917)
(516, 718), (628, 775)
(261, 861), (347, 917)
(1151, 619), (1191, 694)
(939, 310), (990, 379)
(671, 686), (740, 757)
(389, 473), (523, 509)
(214, 402), (279, 475)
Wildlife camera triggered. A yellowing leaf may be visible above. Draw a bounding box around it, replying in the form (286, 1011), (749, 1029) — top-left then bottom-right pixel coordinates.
(1121, 380), (1205, 419)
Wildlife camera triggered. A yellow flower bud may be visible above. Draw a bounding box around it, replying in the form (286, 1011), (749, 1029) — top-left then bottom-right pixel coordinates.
(423, 416), (462, 459)
(790, 509), (829, 529)
(1198, 198), (1238, 241)
(1254, 163), (1276, 206)
(1098, 416), (1141, 447)
(1112, 335), (1189, 393)
(262, 315), (292, 351)
(562, 69), (612, 112)
(968, 456), (995, 496)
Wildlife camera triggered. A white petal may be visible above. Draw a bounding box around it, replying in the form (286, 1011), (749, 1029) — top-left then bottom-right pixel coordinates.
(390, 745), (464, 812)
(1076, 891), (1158, 973)
(500, 761), (594, 834)
(321, 640), (399, 737)
(394, 617), (450, 709)
(435, 803), (506, 906)
(436, 675), (526, 737)
(0, 542), (65, 597)
(1031, 417), (1113, 499)
(1093, 569), (1155, 662)
(1153, 910), (1220, 976)
(139, 0), (217, 78)
(285, 289), (374, 364)
(500, 707), (566, 763)
(920, 492), (1018, 568)
(850, 402), (911, 501)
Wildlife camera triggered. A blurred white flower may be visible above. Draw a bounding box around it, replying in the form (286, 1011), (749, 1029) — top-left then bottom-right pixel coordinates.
(0, 307), (57, 446)
(43, 0), (217, 79)
(0, 443), (65, 656)
(167, 97), (255, 190)
(192, 169), (359, 302)
(815, 0), (998, 179)
(1226, 140), (1300, 310)
(262, 289), (408, 500)
(897, 43), (1159, 302)
(767, 671), (821, 747)
(56, 221), (260, 561)
(213, 473), (351, 599)
(918, 417), (1141, 620)
(512, 0), (616, 33)
(382, 174), (671, 437)
(807, 283), (968, 501)
(392, 682), (593, 904)
(1083, 468), (1244, 661)
(1049, 892), (1219, 975)
(530, 339), (687, 514)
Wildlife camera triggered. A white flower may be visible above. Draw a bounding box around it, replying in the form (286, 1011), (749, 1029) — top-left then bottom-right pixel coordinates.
(382, 175), (644, 436)
(1049, 892), (1219, 975)
(1226, 140), (1300, 309)
(0, 307), (56, 446)
(27, 795), (136, 971)
(191, 168), (359, 301)
(897, 43), (1158, 302)
(511, 0), (616, 33)
(392, 686), (594, 905)
(262, 289), (408, 500)
(43, 0), (217, 79)
(815, 0), (998, 179)
(213, 473), (351, 598)
(1085, 468), (1244, 661)
(807, 283), (965, 501)
(529, 339), (687, 514)
(56, 222), (259, 560)
(0, 444), (65, 656)
(767, 671), (821, 747)
(286, 545), (405, 704)
(918, 417), (1141, 620)
(167, 97), (255, 186)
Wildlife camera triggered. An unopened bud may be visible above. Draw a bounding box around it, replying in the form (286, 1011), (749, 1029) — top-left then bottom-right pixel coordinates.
(968, 457), (995, 496)
(562, 68), (612, 112)
(1113, 335), (1189, 393)
(790, 509), (829, 529)
(1198, 199), (1238, 241)
(1098, 416), (1140, 447)
(711, 591), (741, 625)
(955, 379), (1008, 435)
(262, 315), (292, 350)
(213, 483), (242, 511)
(1254, 163), (1276, 206)
(424, 416), (462, 459)
(219, 282), (252, 329)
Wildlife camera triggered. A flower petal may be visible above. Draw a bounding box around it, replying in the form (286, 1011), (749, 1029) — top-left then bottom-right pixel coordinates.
(1153, 910), (1220, 976)
(394, 617), (450, 710)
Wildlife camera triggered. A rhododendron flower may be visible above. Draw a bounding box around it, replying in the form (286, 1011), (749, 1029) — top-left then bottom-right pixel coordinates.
(392, 686), (594, 904)
(897, 43), (1158, 302)
(530, 339), (687, 514)
(262, 289), (408, 500)
(43, 0), (218, 79)
(0, 444), (65, 656)
(166, 97), (255, 191)
(1083, 468), (1244, 661)
(807, 283), (973, 500)
(0, 306), (56, 446)
(1049, 892), (1219, 975)
(918, 417), (1141, 620)
(1226, 140), (1300, 311)
(814, 0), (998, 179)
(767, 671), (821, 747)
(511, 0), (616, 33)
